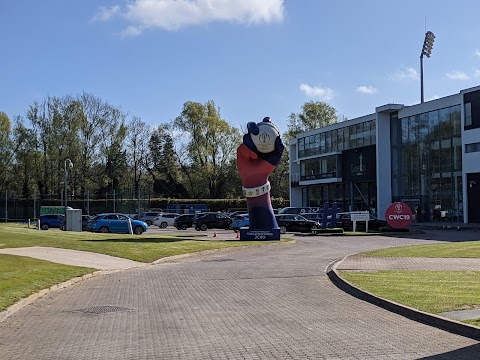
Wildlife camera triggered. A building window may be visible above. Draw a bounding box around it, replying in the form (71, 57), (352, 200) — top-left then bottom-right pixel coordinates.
(466, 142), (480, 153)
(296, 119), (376, 159)
(395, 105), (462, 222)
(465, 102), (472, 127)
(300, 155), (338, 181)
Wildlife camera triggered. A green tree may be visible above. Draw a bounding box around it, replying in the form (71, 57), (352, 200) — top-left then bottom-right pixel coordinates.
(174, 100), (241, 198)
(75, 92), (111, 195)
(126, 116), (149, 198)
(285, 101), (342, 140)
(0, 112), (13, 192)
(147, 124), (188, 198)
(100, 108), (127, 194)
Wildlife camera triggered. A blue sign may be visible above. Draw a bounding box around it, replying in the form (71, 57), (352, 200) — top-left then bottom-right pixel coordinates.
(320, 202), (342, 229)
(239, 228), (280, 241)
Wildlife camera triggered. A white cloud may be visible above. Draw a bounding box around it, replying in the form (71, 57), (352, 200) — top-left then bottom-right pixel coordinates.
(92, 5), (120, 22)
(299, 83), (334, 101)
(475, 49), (480, 57)
(356, 85), (377, 94)
(94, 0), (284, 35)
(474, 68), (480, 78)
(446, 71), (470, 80)
(392, 67), (419, 81)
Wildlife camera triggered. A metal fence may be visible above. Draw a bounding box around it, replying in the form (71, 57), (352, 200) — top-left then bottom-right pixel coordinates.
(0, 189), (154, 222)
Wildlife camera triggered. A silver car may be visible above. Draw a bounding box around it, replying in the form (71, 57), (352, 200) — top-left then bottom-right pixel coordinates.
(138, 212), (162, 226)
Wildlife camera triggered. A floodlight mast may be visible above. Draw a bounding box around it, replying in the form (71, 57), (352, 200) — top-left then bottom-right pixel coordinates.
(420, 31), (435, 103)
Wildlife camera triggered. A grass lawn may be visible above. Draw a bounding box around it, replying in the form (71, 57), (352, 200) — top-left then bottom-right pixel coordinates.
(0, 254), (94, 312)
(340, 270), (480, 315)
(340, 241), (480, 326)
(0, 223), (285, 263)
(359, 241), (480, 258)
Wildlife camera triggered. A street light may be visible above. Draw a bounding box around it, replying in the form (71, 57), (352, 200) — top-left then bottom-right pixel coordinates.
(64, 159), (73, 231)
(420, 31), (435, 103)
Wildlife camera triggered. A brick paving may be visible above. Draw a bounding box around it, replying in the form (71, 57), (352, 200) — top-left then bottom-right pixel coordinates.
(0, 232), (479, 359)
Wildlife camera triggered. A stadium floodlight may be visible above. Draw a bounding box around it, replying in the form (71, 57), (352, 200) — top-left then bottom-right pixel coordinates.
(420, 31), (435, 103)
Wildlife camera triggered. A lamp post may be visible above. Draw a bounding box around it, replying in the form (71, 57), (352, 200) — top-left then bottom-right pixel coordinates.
(64, 159), (73, 231)
(420, 31), (435, 103)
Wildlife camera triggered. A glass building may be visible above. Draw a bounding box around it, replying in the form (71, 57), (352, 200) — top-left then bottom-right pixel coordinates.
(289, 85), (480, 223)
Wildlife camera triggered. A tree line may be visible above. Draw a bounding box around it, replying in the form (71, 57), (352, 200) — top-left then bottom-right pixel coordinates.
(0, 92), (340, 202)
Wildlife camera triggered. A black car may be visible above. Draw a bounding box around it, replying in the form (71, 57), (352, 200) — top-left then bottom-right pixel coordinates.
(274, 214), (320, 234)
(193, 212), (232, 231)
(173, 214), (196, 230)
(336, 213), (387, 231)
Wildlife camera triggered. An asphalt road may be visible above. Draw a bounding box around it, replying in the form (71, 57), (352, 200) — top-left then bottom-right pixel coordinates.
(0, 229), (479, 359)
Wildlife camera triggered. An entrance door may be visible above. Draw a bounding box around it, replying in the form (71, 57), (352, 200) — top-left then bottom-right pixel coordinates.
(467, 173), (480, 223)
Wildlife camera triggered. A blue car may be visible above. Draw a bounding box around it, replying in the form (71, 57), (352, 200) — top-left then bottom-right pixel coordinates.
(229, 213), (249, 231)
(39, 214), (65, 230)
(87, 213), (148, 235)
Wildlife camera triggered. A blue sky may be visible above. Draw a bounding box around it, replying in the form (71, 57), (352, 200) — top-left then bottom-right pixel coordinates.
(2, 0), (480, 134)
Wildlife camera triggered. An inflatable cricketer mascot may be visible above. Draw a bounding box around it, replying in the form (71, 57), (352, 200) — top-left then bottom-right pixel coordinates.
(236, 117), (284, 240)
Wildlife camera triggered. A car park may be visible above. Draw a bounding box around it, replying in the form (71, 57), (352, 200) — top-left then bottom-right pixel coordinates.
(153, 213), (180, 228)
(86, 213), (148, 235)
(39, 214), (65, 230)
(229, 213), (249, 230)
(336, 213), (387, 231)
(173, 214), (196, 230)
(274, 214), (320, 234)
(193, 212), (232, 231)
(138, 211), (163, 226)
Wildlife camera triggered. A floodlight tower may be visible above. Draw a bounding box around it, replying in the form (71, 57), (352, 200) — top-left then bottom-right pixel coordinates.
(420, 31), (435, 103)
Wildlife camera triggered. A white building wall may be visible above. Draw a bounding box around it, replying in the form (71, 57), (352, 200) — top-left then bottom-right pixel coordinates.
(375, 110), (393, 221)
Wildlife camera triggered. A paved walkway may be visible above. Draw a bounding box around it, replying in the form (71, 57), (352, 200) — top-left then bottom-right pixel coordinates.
(0, 231), (479, 359)
(0, 246), (145, 270)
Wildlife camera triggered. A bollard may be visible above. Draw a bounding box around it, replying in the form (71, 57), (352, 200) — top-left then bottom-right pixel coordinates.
(127, 218), (133, 235)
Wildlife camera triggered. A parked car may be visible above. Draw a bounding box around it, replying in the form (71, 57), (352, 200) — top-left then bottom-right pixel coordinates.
(278, 207), (317, 215)
(193, 212), (232, 231)
(153, 213), (180, 228)
(39, 214), (65, 230)
(274, 214), (321, 234)
(229, 213), (249, 231)
(173, 214), (196, 230)
(302, 213), (340, 228)
(336, 213), (387, 231)
(138, 211), (163, 226)
(86, 213), (148, 235)
(227, 210), (248, 218)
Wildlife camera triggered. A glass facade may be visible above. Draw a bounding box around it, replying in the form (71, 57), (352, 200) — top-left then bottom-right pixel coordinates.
(391, 105), (463, 222)
(296, 120), (377, 213)
(298, 120), (376, 158)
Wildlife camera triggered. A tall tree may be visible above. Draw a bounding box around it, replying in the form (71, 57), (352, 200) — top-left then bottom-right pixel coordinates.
(99, 108), (127, 194)
(76, 92), (111, 195)
(285, 101), (342, 140)
(147, 124), (188, 198)
(174, 100), (241, 198)
(0, 112), (13, 192)
(126, 116), (149, 197)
